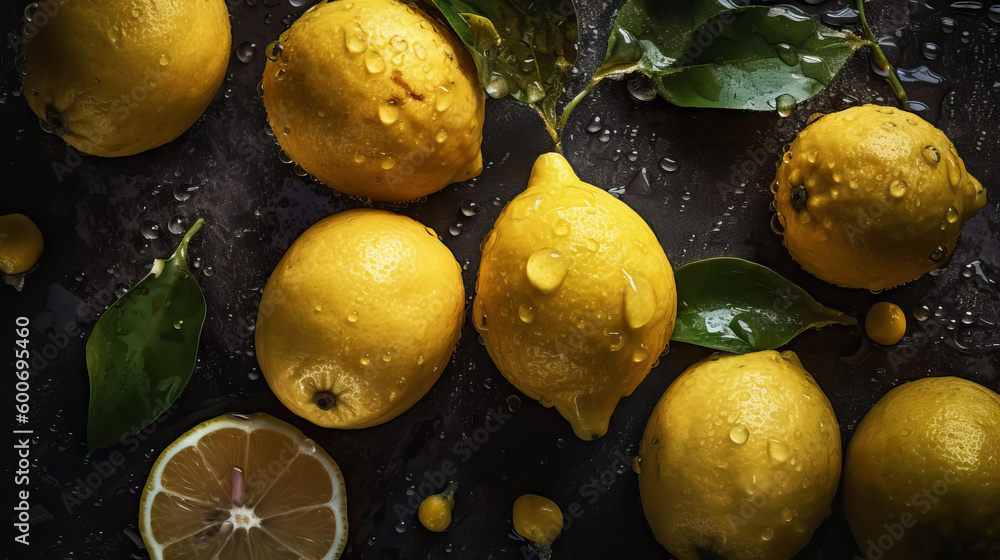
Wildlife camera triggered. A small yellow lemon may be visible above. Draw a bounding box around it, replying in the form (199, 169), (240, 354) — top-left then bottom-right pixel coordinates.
(775, 105), (986, 290)
(263, 0), (485, 202)
(474, 153), (676, 440)
(865, 302), (906, 345)
(0, 214), (44, 275)
(843, 377), (1000, 560)
(418, 482), (458, 532)
(513, 494), (564, 547)
(22, 0), (231, 157)
(638, 351), (841, 560)
(255, 209), (464, 428)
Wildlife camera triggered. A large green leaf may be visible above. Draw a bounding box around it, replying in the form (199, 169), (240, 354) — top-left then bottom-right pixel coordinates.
(597, 2), (865, 110)
(86, 220), (207, 452)
(671, 258), (856, 354)
(430, 0), (577, 140)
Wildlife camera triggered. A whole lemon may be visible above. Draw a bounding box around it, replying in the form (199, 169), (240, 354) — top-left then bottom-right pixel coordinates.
(774, 105), (986, 291)
(843, 377), (1000, 560)
(255, 209), (465, 428)
(474, 153), (676, 440)
(0, 214), (44, 275)
(638, 351), (841, 560)
(22, 0), (231, 157)
(262, 0), (485, 202)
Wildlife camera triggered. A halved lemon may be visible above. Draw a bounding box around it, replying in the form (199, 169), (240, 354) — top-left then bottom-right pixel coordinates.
(139, 413), (348, 559)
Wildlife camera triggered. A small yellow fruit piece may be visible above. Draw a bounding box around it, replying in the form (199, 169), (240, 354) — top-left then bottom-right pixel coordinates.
(865, 302), (906, 345)
(844, 377), (1000, 559)
(418, 482), (458, 532)
(513, 494), (564, 547)
(0, 214), (44, 275)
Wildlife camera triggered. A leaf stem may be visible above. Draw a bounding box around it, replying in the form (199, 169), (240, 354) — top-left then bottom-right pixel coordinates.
(172, 218), (205, 263)
(555, 78), (601, 145)
(856, 0), (908, 105)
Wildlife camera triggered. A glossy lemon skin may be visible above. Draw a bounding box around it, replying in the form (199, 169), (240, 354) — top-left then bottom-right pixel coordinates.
(263, 0), (485, 202)
(775, 105), (986, 290)
(474, 153), (676, 440)
(255, 209), (465, 428)
(639, 351), (841, 560)
(865, 302), (906, 345)
(0, 214), (44, 274)
(418, 494), (452, 532)
(23, 0), (231, 157)
(844, 377), (1000, 560)
(513, 494), (563, 547)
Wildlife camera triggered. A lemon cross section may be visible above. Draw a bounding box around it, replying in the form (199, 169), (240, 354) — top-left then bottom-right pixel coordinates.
(139, 413), (348, 560)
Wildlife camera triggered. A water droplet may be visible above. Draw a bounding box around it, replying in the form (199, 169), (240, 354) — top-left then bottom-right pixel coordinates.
(389, 35), (408, 52)
(632, 344), (650, 363)
(768, 439), (790, 463)
(941, 16), (957, 33)
(961, 312), (974, 325)
(626, 74), (657, 101)
(586, 115), (602, 133)
(518, 304), (535, 324)
(24, 3), (37, 21)
(236, 41), (255, 63)
(360, 355), (371, 366)
(945, 157), (962, 187)
(762, 528), (774, 541)
(382, 352), (392, 363)
(266, 41), (283, 61)
(448, 222), (463, 236)
(782, 508), (794, 522)
(889, 179), (908, 198)
(626, 167), (652, 196)
(460, 200), (478, 216)
(140, 221), (161, 240)
(364, 50), (385, 74)
(775, 94), (796, 118)
(281, 125), (291, 136)
(435, 86), (453, 111)
(921, 42), (941, 60)
(729, 425), (749, 444)
(631, 456), (642, 474)
(347, 311), (358, 323)
(506, 395), (521, 412)
(775, 43), (798, 66)
(658, 157), (678, 172)
(526, 248), (569, 294)
(913, 306), (930, 321)
(946, 207), (959, 223)
(623, 272), (656, 329)
(435, 129), (448, 143)
(380, 156), (396, 170)
(556, 438), (567, 449)
(484, 72), (508, 97)
(922, 145), (940, 163)
(372, 97), (403, 126)
(167, 216), (187, 235)
(990, 4), (1000, 23)
(929, 245), (948, 263)
(345, 24), (367, 54)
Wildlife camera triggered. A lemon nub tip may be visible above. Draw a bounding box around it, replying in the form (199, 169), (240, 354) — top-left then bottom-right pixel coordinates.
(314, 391), (337, 411)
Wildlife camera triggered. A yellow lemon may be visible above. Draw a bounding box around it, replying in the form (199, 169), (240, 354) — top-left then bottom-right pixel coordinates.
(262, 0), (485, 202)
(638, 351), (841, 560)
(139, 412), (348, 560)
(843, 377), (1000, 560)
(474, 153), (676, 440)
(864, 302), (906, 346)
(774, 105), (986, 290)
(255, 209), (464, 428)
(513, 494), (564, 547)
(0, 214), (44, 275)
(22, 0), (231, 157)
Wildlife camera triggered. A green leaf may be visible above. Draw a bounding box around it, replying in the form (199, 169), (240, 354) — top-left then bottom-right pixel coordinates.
(430, 0), (578, 143)
(86, 219), (207, 452)
(597, 2), (865, 111)
(671, 258), (856, 354)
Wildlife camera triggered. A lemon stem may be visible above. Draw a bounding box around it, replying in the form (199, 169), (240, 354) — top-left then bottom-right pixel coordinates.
(441, 481), (459, 508)
(556, 78), (601, 146)
(230, 467), (245, 506)
(856, 0), (908, 105)
(170, 217), (205, 265)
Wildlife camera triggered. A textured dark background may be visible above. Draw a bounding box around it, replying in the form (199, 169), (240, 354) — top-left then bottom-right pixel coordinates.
(1, 0), (998, 558)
